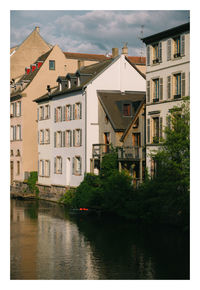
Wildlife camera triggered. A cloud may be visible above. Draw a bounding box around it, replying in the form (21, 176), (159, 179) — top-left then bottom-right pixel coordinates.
(10, 10), (189, 55)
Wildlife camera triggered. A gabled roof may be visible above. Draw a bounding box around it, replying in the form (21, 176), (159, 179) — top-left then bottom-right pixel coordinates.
(34, 57), (115, 102)
(64, 51), (111, 61)
(98, 91), (145, 132)
(10, 48), (52, 97)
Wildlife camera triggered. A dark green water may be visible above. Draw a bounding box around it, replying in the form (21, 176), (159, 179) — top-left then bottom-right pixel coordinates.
(10, 199), (189, 280)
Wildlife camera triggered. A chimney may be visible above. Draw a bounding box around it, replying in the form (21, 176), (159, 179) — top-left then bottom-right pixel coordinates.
(35, 26), (40, 33)
(122, 43), (128, 56)
(112, 48), (119, 58)
(78, 60), (85, 70)
(47, 85), (51, 95)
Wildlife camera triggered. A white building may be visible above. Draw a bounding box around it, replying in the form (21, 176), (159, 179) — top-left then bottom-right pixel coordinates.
(142, 22), (190, 176)
(34, 52), (146, 192)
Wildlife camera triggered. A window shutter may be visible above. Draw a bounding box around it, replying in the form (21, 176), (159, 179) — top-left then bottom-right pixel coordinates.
(60, 107), (62, 122)
(80, 103), (82, 119)
(147, 119), (150, 143)
(48, 161), (50, 177)
(159, 78), (163, 100)
(54, 108), (57, 122)
(14, 126), (16, 140)
(73, 130), (75, 146)
(62, 106), (66, 121)
(37, 108), (39, 121)
(42, 160), (44, 177)
(38, 160), (39, 175)
(80, 157), (82, 175)
(14, 102), (17, 117)
(19, 125), (21, 140)
(158, 42), (162, 62)
(48, 105), (50, 119)
(61, 157), (62, 174)
(54, 132), (56, 147)
(73, 104), (75, 120)
(147, 45), (150, 66)
(70, 131), (72, 147)
(167, 76), (171, 99)
(167, 39), (171, 61)
(72, 157), (75, 175)
(70, 105), (73, 120)
(80, 129), (82, 146)
(54, 157), (56, 174)
(181, 72), (185, 97)
(181, 34), (185, 56)
(62, 131), (66, 147)
(159, 117), (163, 140)
(19, 102), (21, 116)
(147, 81), (150, 103)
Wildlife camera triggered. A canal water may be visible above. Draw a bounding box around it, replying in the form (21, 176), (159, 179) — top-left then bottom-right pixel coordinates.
(10, 199), (189, 280)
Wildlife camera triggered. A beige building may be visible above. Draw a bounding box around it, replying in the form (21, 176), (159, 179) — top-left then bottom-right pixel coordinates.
(10, 27), (52, 81)
(10, 45), (71, 183)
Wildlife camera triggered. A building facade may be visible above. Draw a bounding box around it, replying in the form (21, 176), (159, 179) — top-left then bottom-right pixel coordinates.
(142, 22), (190, 176)
(35, 53), (146, 192)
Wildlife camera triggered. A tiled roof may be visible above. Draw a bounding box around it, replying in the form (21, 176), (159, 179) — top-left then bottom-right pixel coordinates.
(127, 56), (146, 65)
(64, 52), (111, 61)
(98, 91), (145, 131)
(34, 58), (115, 103)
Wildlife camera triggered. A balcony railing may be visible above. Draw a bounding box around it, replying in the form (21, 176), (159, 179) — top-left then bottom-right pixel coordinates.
(92, 144), (145, 161)
(117, 146), (145, 161)
(173, 94), (181, 100)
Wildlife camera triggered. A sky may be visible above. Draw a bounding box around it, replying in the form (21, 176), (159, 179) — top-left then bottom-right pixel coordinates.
(10, 10), (189, 56)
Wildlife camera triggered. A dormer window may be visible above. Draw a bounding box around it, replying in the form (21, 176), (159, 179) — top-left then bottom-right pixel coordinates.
(67, 79), (71, 89)
(37, 61), (43, 69)
(31, 64), (36, 72)
(123, 103), (132, 117)
(49, 60), (55, 70)
(25, 67), (30, 74)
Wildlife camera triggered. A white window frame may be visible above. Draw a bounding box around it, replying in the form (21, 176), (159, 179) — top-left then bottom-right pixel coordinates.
(44, 129), (50, 144)
(55, 156), (62, 174)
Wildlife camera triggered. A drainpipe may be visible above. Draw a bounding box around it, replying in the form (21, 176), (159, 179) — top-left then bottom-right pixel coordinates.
(82, 87), (87, 175)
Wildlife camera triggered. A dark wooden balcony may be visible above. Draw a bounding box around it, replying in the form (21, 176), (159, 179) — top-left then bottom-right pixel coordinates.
(92, 144), (145, 161)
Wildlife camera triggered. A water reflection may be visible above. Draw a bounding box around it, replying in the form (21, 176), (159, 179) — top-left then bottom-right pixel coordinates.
(10, 199), (189, 280)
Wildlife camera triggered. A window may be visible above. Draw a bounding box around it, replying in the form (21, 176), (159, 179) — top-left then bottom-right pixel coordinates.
(73, 129), (82, 146)
(11, 126), (14, 141)
(132, 133), (141, 147)
(152, 42), (162, 64)
(66, 105), (72, 121)
(39, 106), (44, 120)
(54, 156), (62, 174)
(75, 103), (82, 119)
(152, 78), (163, 102)
(44, 160), (50, 177)
(39, 160), (50, 177)
(44, 129), (50, 144)
(16, 149), (20, 156)
(44, 105), (50, 119)
(65, 130), (72, 147)
(173, 73), (181, 98)
(10, 150), (14, 156)
(73, 156), (82, 175)
(173, 34), (185, 58)
(17, 161), (20, 175)
(55, 131), (62, 147)
(16, 125), (21, 140)
(10, 103), (14, 117)
(123, 103), (131, 116)
(152, 116), (163, 143)
(152, 117), (159, 143)
(16, 101), (21, 117)
(39, 130), (44, 144)
(54, 107), (62, 122)
(49, 60), (55, 70)
(173, 36), (181, 58)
